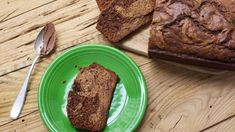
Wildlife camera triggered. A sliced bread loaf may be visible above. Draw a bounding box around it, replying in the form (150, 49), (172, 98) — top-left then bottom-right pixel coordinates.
(149, 0), (235, 70)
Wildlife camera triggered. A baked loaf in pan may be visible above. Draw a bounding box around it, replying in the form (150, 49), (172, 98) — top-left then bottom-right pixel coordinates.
(149, 0), (235, 70)
(96, 0), (155, 42)
(67, 63), (119, 131)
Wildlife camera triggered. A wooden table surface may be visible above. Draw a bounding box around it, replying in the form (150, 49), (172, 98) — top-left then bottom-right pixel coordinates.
(1, 0), (235, 131)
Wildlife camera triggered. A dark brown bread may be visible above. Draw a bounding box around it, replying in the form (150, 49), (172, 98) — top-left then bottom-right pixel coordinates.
(149, 0), (235, 70)
(96, 0), (113, 11)
(97, 0), (155, 42)
(67, 63), (119, 131)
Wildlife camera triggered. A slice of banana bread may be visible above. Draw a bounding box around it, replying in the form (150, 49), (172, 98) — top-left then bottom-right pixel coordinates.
(96, 0), (113, 11)
(67, 63), (119, 131)
(96, 0), (155, 42)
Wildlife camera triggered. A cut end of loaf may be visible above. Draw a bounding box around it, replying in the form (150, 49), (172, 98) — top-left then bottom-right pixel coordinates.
(96, 0), (155, 43)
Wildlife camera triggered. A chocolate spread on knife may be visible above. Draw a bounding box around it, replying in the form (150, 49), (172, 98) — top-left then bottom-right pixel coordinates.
(40, 23), (56, 56)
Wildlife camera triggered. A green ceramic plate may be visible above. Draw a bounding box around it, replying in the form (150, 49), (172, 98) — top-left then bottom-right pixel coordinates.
(38, 44), (147, 132)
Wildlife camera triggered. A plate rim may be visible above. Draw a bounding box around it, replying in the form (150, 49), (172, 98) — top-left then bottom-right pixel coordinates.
(38, 43), (148, 131)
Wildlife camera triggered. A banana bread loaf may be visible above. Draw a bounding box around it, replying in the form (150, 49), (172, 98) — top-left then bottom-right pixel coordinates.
(149, 0), (235, 70)
(97, 0), (155, 42)
(67, 63), (119, 131)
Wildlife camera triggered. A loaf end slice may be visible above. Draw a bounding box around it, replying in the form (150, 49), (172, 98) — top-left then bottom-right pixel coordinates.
(96, 0), (155, 42)
(67, 63), (119, 131)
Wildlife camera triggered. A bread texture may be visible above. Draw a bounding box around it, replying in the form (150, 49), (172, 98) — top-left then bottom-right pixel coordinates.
(96, 0), (155, 42)
(96, 0), (113, 11)
(149, 0), (235, 70)
(67, 63), (119, 131)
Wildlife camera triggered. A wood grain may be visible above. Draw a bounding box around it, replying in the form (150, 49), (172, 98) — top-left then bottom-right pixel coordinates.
(0, 0), (101, 76)
(0, 0), (55, 22)
(0, 110), (47, 132)
(203, 117), (235, 132)
(1, 60), (235, 131)
(138, 61), (235, 132)
(0, 0), (235, 131)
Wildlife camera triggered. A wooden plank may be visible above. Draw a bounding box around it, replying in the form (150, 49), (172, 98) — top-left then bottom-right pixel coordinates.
(0, 0), (101, 76)
(0, 60), (48, 125)
(1, 110), (235, 132)
(1, 111), (234, 132)
(117, 23), (150, 57)
(0, 110), (47, 132)
(203, 117), (235, 132)
(1, 60), (235, 131)
(0, 0), (55, 22)
(138, 62), (235, 131)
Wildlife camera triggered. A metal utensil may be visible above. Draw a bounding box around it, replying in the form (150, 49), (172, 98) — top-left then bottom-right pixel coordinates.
(10, 29), (45, 119)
